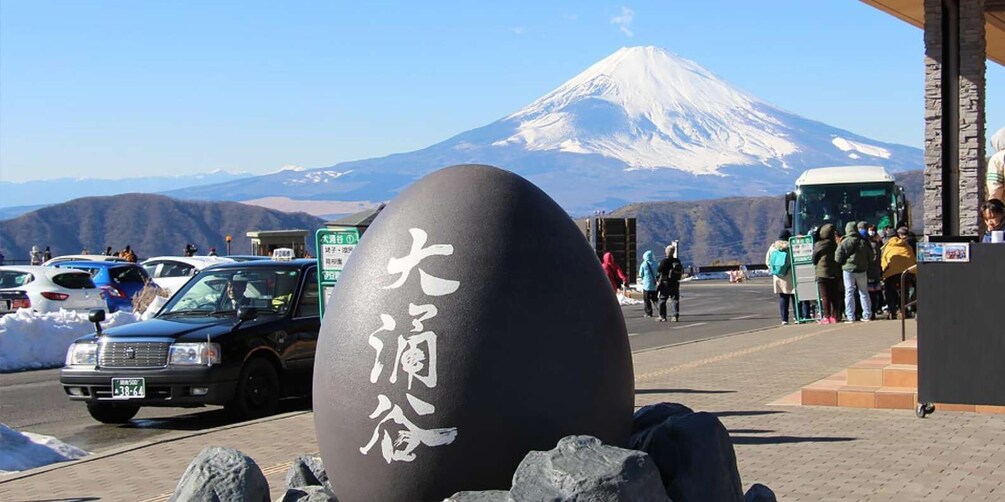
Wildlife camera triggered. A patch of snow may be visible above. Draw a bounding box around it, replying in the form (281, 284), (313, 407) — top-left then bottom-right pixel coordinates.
(273, 164), (306, 174)
(617, 292), (643, 305)
(283, 170), (350, 185)
(0, 424), (89, 473)
(848, 153), (861, 159)
(831, 137), (891, 159)
(0, 309), (142, 373)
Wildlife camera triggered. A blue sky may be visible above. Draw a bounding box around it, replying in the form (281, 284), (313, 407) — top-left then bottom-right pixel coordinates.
(1, 0), (1003, 183)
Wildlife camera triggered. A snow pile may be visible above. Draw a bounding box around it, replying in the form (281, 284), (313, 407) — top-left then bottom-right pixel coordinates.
(617, 293), (643, 305)
(0, 423), (89, 473)
(0, 309), (142, 373)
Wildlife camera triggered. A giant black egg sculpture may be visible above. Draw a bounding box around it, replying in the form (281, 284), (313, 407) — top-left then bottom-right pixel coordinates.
(313, 164), (634, 501)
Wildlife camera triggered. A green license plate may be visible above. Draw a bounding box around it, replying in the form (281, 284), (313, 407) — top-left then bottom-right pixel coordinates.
(111, 378), (145, 399)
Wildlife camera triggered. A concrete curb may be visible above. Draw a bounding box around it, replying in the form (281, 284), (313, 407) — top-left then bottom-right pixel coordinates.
(0, 410), (312, 483)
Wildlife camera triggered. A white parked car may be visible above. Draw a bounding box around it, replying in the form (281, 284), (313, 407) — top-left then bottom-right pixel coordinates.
(140, 256), (234, 295)
(0, 266), (107, 314)
(43, 254), (129, 266)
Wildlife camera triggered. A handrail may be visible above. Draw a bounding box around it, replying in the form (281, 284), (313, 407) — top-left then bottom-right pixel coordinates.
(901, 264), (918, 342)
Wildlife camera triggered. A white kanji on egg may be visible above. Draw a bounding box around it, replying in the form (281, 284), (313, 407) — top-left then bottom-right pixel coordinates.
(384, 228), (459, 296)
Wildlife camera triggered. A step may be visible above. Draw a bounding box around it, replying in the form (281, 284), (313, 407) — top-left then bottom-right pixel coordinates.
(847, 358), (891, 387)
(800, 373), (845, 407)
(891, 338), (918, 365)
(837, 385), (881, 408)
(883, 364), (918, 388)
(875, 387), (917, 409)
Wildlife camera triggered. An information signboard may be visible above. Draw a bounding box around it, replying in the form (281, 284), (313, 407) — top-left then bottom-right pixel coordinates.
(315, 227), (360, 317)
(789, 235), (819, 323)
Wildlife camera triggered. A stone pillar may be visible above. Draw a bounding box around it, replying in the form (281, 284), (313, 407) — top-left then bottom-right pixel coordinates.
(924, 0), (944, 236)
(958, 0), (986, 235)
(923, 0), (987, 237)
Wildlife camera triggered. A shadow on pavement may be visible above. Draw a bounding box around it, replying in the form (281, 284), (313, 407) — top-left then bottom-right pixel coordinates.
(712, 410), (787, 417)
(730, 435), (856, 445)
(635, 388), (737, 395)
(122, 398), (311, 431)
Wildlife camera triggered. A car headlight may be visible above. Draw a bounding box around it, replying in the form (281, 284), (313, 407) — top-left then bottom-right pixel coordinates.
(168, 343), (221, 366)
(66, 343), (98, 367)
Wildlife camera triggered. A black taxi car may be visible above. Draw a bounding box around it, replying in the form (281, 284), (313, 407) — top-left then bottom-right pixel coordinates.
(60, 259), (320, 423)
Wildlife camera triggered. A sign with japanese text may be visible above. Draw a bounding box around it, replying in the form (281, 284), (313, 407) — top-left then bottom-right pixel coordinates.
(316, 227), (360, 317)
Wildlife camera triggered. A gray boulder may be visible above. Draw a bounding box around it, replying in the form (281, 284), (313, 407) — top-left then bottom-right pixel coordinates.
(510, 435), (669, 502)
(443, 490), (512, 501)
(285, 455), (330, 489)
(630, 407), (743, 502)
(168, 446), (269, 502)
(279, 485), (338, 502)
(744, 483), (777, 502)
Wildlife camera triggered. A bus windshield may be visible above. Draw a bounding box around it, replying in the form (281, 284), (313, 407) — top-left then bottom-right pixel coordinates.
(794, 182), (897, 236)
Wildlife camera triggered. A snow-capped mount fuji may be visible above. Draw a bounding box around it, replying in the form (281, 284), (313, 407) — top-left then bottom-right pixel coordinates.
(166, 46), (922, 214)
(495, 46), (799, 174)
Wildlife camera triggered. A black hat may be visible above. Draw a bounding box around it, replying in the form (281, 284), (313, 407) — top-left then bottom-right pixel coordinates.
(778, 230), (792, 240)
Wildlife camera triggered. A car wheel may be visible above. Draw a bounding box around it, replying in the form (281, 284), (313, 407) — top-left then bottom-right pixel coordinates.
(86, 403), (140, 424)
(228, 357), (280, 420)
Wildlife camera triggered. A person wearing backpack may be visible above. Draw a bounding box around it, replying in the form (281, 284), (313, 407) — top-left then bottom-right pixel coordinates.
(835, 221), (873, 323)
(766, 230), (795, 325)
(637, 250), (660, 318)
(657, 243), (684, 322)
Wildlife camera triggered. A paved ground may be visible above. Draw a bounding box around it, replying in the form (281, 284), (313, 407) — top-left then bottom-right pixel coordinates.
(0, 279), (776, 454)
(3, 318), (1004, 501)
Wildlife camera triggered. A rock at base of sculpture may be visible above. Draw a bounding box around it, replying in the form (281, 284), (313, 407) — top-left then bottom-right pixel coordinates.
(509, 435), (669, 502)
(285, 455), (330, 491)
(630, 403), (744, 502)
(279, 485), (339, 502)
(168, 446), (269, 502)
(744, 483), (777, 502)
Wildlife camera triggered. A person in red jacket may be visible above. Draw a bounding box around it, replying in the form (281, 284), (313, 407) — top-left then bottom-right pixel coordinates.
(601, 252), (628, 292)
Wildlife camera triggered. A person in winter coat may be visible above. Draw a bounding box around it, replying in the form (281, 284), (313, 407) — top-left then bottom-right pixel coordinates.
(121, 245), (137, 263)
(881, 226), (917, 319)
(29, 245), (43, 266)
(657, 244), (683, 322)
(988, 127), (1004, 202)
(812, 223), (841, 324)
(766, 230), (795, 325)
(601, 252), (628, 292)
(43, 246), (52, 262)
(637, 250), (660, 318)
(864, 224), (884, 318)
(835, 221), (873, 322)
(981, 199), (1005, 243)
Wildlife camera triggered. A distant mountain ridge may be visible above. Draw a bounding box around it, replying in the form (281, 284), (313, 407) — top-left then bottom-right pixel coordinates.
(164, 46), (922, 214)
(0, 170), (251, 212)
(0, 193), (325, 260)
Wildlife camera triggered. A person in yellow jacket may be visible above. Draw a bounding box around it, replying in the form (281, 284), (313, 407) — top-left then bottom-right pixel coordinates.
(881, 226), (916, 319)
(988, 127), (1004, 202)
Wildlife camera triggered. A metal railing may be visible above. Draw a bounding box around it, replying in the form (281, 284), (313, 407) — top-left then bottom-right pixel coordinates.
(901, 264), (917, 342)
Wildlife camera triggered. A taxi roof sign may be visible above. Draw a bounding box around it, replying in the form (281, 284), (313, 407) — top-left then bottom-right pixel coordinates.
(271, 248), (295, 261)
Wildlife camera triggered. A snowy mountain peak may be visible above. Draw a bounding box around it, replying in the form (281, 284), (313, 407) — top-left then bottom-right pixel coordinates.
(496, 45), (798, 174)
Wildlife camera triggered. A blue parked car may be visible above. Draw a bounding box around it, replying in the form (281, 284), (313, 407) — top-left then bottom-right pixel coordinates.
(53, 261), (157, 313)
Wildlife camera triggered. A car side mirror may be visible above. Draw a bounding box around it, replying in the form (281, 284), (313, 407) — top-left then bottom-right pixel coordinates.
(237, 307), (258, 321)
(88, 309), (106, 334)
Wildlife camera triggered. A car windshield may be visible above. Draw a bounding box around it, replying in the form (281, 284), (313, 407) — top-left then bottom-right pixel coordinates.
(795, 182), (897, 235)
(160, 267), (301, 317)
(0, 271), (33, 289)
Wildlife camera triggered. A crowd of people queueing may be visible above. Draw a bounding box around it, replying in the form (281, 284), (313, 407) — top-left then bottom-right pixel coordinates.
(766, 222), (918, 326)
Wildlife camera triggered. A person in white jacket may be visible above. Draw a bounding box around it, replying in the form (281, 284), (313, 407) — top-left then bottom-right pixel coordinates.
(765, 230), (795, 325)
(989, 127), (1005, 202)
